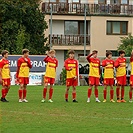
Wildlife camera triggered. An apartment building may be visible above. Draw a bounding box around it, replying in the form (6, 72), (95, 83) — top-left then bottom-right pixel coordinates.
(41, 0), (133, 81)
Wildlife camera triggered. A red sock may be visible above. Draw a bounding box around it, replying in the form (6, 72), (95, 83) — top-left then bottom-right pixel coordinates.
(23, 89), (27, 99)
(49, 88), (53, 99)
(43, 88), (47, 99)
(72, 92), (76, 100)
(5, 89), (9, 97)
(116, 88), (120, 99)
(2, 89), (6, 98)
(95, 89), (98, 98)
(19, 90), (23, 99)
(110, 89), (114, 100)
(129, 91), (132, 100)
(103, 89), (107, 99)
(121, 88), (124, 99)
(88, 89), (92, 98)
(65, 93), (68, 99)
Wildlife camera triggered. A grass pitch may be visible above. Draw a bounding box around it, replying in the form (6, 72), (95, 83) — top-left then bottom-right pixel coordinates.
(0, 85), (133, 133)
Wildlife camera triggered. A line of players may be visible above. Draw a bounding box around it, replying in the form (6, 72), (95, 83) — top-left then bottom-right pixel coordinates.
(1, 49), (133, 103)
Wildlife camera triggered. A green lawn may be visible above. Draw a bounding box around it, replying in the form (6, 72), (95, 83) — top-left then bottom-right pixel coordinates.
(0, 85), (133, 133)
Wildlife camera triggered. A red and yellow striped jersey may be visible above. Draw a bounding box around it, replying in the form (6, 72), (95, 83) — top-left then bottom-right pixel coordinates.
(17, 57), (32, 78)
(87, 54), (100, 78)
(102, 59), (114, 78)
(64, 58), (78, 79)
(130, 57), (133, 75)
(44, 56), (58, 78)
(115, 57), (126, 77)
(0, 58), (10, 79)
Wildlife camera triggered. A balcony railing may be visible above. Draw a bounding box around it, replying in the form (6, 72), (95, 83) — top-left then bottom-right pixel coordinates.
(42, 3), (133, 15)
(49, 34), (90, 46)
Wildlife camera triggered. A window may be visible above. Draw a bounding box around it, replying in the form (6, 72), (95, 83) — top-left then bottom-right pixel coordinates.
(49, 0), (56, 2)
(59, 0), (67, 2)
(110, 0), (120, 4)
(72, 0), (80, 3)
(106, 50), (118, 56)
(121, 0), (128, 4)
(65, 21), (78, 35)
(49, 0), (68, 2)
(98, 0), (106, 4)
(107, 21), (128, 35)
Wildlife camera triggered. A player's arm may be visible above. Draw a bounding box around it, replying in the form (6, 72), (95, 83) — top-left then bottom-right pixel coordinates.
(74, 60), (78, 79)
(0, 61), (3, 83)
(102, 60), (106, 67)
(16, 59), (21, 78)
(43, 51), (50, 63)
(86, 53), (94, 62)
(99, 61), (101, 75)
(26, 58), (32, 69)
(130, 50), (133, 62)
(114, 59), (120, 68)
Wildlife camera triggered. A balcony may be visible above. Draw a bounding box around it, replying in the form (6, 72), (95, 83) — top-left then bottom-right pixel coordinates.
(42, 3), (133, 15)
(49, 34), (90, 46)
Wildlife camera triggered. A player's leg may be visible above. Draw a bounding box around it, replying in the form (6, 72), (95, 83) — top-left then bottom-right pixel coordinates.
(72, 78), (78, 102)
(22, 85), (28, 102)
(129, 75), (133, 102)
(121, 85), (126, 102)
(65, 78), (71, 102)
(110, 85), (115, 102)
(87, 85), (93, 103)
(42, 76), (49, 102)
(121, 75), (126, 102)
(103, 84), (107, 102)
(65, 86), (70, 102)
(87, 76), (94, 103)
(48, 83), (54, 103)
(41, 82), (48, 103)
(72, 86), (78, 102)
(95, 85), (101, 102)
(116, 77), (121, 103)
(1, 79), (10, 102)
(19, 84), (24, 102)
(129, 86), (133, 102)
(94, 77), (100, 102)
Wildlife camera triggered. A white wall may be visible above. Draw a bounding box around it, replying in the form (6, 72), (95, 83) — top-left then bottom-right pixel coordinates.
(51, 20), (64, 34)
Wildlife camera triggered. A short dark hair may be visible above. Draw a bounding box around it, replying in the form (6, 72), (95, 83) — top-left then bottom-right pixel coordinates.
(92, 50), (98, 54)
(68, 50), (75, 54)
(106, 51), (112, 57)
(1, 50), (9, 57)
(22, 49), (29, 54)
(119, 50), (125, 56)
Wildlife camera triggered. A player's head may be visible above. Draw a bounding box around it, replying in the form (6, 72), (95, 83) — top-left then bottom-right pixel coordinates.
(68, 50), (75, 59)
(49, 49), (55, 58)
(1, 50), (9, 59)
(119, 50), (125, 58)
(22, 49), (29, 58)
(106, 51), (112, 59)
(92, 50), (98, 58)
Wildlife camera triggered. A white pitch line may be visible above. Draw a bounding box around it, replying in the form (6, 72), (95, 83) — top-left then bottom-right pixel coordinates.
(1, 110), (132, 121)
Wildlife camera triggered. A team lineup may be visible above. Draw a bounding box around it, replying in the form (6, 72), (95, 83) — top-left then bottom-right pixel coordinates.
(0, 49), (133, 103)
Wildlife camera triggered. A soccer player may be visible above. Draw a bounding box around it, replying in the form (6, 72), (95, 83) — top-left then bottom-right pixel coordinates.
(102, 51), (115, 103)
(41, 50), (58, 103)
(0, 50), (11, 102)
(129, 50), (133, 102)
(16, 49), (32, 103)
(64, 50), (78, 102)
(86, 50), (101, 103)
(115, 50), (126, 103)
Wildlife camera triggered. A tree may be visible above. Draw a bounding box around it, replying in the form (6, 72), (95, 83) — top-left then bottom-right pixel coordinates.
(0, 0), (48, 54)
(118, 33), (133, 56)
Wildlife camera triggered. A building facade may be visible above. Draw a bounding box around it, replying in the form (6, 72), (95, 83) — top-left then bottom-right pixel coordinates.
(41, 0), (133, 81)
